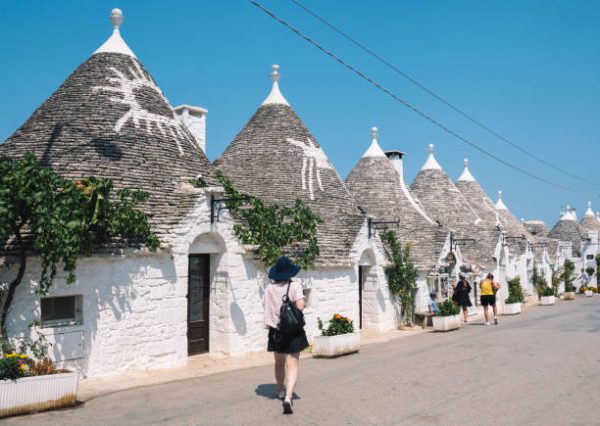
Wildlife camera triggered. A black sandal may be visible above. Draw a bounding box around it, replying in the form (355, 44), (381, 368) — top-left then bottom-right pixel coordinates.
(282, 398), (293, 414)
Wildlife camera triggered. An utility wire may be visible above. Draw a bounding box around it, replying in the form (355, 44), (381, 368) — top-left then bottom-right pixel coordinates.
(248, 0), (577, 192)
(289, 0), (600, 188)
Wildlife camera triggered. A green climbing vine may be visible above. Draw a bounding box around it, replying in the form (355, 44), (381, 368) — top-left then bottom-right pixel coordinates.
(562, 259), (576, 292)
(380, 230), (418, 326)
(216, 170), (322, 269)
(0, 153), (160, 341)
(532, 265), (549, 298)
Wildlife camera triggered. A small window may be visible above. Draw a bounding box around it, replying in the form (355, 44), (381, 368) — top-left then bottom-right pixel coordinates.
(41, 296), (83, 327)
(587, 254), (594, 260)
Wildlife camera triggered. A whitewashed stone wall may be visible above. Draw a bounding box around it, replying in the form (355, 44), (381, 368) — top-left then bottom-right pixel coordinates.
(0, 192), (403, 377)
(349, 221), (397, 332)
(3, 252), (186, 377)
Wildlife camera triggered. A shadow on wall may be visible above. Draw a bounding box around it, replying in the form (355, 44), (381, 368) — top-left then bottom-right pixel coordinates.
(377, 288), (387, 312)
(230, 302), (247, 336)
(6, 252), (178, 373)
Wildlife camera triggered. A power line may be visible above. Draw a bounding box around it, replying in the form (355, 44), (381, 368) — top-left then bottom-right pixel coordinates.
(248, 0), (578, 192)
(289, 0), (600, 188)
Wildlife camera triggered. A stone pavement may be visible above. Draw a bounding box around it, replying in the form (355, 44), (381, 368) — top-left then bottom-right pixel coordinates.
(7, 298), (599, 425)
(78, 317), (453, 401)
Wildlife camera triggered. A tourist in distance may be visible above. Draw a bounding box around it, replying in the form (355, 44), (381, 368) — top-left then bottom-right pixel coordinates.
(578, 268), (590, 291)
(452, 274), (472, 323)
(264, 256), (308, 415)
(480, 273), (500, 325)
(428, 291), (440, 315)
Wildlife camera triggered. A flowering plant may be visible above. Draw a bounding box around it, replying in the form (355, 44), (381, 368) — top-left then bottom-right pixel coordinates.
(318, 313), (354, 336)
(0, 353), (31, 381)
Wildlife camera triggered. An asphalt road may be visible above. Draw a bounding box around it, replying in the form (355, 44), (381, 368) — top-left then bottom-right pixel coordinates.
(7, 297), (600, 425)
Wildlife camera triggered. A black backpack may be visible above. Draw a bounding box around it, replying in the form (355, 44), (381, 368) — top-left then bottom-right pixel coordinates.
(278, 282), (305, 333)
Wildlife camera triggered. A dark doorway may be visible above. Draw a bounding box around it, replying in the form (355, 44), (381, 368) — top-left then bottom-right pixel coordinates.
(188, 254), (210, 355)
(358, 266), (365, 329)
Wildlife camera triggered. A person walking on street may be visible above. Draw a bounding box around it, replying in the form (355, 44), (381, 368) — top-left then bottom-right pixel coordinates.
(480, 273), (500, 325)
(264, 256), (308, 415)
(452, 274), (472, 323)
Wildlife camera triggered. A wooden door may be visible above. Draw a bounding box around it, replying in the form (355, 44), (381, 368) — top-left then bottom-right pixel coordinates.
(358, 266), (364, 329)
(188, 254), (210, 355)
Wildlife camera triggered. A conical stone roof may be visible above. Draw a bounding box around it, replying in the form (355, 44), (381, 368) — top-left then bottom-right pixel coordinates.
(580, 202), (600, 234)
(345, 129), (447, 271)
(410, 145), (492, 267)
(215, 66), (363, 266)
(455, 159), (505, 265)
(494, 190), (532, 255)
(548, 208), (584, 257)
(0, 9), (217, 243)
(523, 220), (549, 237)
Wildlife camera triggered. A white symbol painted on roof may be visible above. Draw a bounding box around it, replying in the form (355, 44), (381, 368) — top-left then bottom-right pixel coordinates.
(287, 137), (332, 201)
(93, 60), (187, 155)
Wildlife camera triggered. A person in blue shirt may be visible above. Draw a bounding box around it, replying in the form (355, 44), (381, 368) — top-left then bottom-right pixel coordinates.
(429, 292), (440, 315)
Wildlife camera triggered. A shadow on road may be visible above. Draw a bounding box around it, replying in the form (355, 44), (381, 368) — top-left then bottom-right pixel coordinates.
(255, 384), (300, 401)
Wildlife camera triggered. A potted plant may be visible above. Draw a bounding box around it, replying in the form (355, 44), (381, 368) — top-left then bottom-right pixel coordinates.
(0, 342), (79, 418)
(563, 282), (576, 300)
(540, 287), (556, 305)
(313, 314), (360, 357)
(432, 299), (461, 332)
(582, 287), (593, 297)
(503, 276), (524, 315)
(562, 260), (576, 300)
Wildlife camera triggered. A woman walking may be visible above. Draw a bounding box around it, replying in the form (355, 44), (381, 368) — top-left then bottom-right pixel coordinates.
(452, 274), (472, 323)
(264, 256), (308, 415)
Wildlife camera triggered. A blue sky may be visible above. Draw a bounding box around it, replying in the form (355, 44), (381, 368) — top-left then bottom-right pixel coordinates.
(1, 0), (599, 225)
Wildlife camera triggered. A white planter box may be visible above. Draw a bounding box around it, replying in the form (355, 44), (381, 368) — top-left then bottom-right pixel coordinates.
(585, 290), (593, 297)
(563, 292), (575, 300)
(432, 315), (461, 332)
(0, 372), (79, 418)
(313, 332), (360, 358)
(502, 303), (521, 315)
(541, 295), (556, 305)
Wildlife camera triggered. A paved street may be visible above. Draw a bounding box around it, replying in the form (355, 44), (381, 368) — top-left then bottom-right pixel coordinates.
(7, 298), (600, 425)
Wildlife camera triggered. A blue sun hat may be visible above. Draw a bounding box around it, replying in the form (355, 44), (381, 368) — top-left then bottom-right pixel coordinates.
(268, 256), (301, 281)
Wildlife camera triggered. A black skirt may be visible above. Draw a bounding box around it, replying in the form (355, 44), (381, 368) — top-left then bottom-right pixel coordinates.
(267, 327), (309, 354)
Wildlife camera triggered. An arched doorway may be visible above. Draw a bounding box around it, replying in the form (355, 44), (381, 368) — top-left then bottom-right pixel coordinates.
(187, 233), (225, 356)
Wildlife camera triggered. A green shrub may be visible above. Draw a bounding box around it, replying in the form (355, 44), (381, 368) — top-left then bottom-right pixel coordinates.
(542, 287), (555, 297)
(505, 276), (524, 304)
(438, 299), (460, 316)
(0, 354), (28, 381)
(318, 314), (354, 336)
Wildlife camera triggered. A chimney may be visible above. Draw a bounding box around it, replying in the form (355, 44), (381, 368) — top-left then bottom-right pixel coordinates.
(385, 150), (406, 181)
(174, 105), (208, 152)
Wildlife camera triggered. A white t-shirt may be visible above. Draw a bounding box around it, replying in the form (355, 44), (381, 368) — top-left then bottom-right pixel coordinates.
(264, 280), (304, 329)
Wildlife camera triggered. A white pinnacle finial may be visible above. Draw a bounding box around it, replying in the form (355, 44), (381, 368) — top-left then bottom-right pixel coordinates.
(270, 64), (281, 82)
(93, 8), (136, 57)
(458, 157), (475, 181)
(110, 8), (123, 29)
(261, 64), (290, 106)
(421, 143), (441, 170)
(561, 205), (576, 221)
(585, 201), (594, 216)
(495, 190), (508, 211)
(362, 126), (385, 158)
